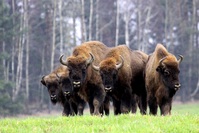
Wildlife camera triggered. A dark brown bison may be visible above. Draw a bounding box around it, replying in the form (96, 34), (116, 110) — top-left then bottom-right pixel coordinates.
(92, 45), (148, 115)
(41, 65), (86, 116)
(59, 41), (109, 116)
(145, 44), (183, 115)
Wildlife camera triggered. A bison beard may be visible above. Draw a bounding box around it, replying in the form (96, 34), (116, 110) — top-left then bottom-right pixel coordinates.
(92, 45), (148, 115)
(145, 43), (183, 115)
(59, 41), (109, 116)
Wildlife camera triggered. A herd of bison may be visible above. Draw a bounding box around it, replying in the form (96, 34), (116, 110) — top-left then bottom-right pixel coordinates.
(41, 41), (183, 116)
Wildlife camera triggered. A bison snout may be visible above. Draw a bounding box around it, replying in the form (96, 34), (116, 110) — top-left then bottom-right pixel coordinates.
(50, 94), (57, 100)
(64, 91), (71, 96)
(105, 86), (112, 92)
(73, 81), (81, 88)
(174, 83), (181, 91)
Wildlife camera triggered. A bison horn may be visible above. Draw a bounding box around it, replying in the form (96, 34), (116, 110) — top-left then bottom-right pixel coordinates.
(59, 55), (68, 66)
(92, 64), (100, 71)
(86, 53), (94, 65)
(159, 56), (167, 66)
(90, 53), (100, 71)
(177, 55), (183, 64)
(116, 55), (124, 70)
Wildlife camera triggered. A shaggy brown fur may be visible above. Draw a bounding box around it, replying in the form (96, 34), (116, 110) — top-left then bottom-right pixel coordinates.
(145, 44), (183, 115)
(92, 45), (148, 115)
(60, 41), (110, 116)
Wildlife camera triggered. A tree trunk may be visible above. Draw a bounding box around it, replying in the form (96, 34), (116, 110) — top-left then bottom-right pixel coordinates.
(88, 0), (93, 40)
(24, 0), (30, 106)
(164, 0), (168, 49)
(2, 29), (6, 81)
(137, 0), (141, 50)
(72, 2), (77, 46)
(13, 10), (24, 101)
(81, 0), (86, 42)
(51, 0), (56, 72)
(59, 0), (63, 54)
(115, 0), (119, 46)
(95, 0), (99, 40)
(124, 7), (129, 47)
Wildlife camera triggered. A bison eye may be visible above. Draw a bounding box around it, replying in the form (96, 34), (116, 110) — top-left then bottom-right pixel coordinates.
(164, 70), (170, 76)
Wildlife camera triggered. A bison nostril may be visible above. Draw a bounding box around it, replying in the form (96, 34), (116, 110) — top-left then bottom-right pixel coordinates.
(175, 84), (181, 88)
(73, 81), (81, 85)
(64, 91), (70, 96)
(105, 86), (112, 91)
(51, 94), (56, 99)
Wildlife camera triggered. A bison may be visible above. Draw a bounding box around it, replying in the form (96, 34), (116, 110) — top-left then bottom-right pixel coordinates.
(145, 44), (183, 115)
(41, 65), (86, 116)
(59, 41), (109, 116)
(92, 45), (148, 115)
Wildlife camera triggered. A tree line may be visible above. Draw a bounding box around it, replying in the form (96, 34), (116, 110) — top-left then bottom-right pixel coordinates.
(0, 0), (198, 116)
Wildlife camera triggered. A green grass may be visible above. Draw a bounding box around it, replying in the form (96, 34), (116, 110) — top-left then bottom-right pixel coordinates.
(0, 103), (198, 133)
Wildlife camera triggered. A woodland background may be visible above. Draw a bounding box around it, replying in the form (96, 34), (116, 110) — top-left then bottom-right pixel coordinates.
(0, 0), (199, 116)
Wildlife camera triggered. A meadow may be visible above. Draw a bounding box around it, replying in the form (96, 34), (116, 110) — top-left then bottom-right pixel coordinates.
(0, 102), (198, 133)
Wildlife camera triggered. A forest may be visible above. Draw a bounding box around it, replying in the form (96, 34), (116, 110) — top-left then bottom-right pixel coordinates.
(0, 0), (199, 116)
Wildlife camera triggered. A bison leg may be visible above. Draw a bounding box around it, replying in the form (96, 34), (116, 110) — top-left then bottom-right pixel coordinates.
(103, 95), (110, 116)
(93, 98), (102, 116)
(139, 91), (147, 115)
(131, 94), (137, 114)
(88, 100), (94, 115)
(159, 97), (172, 116)
(121, 91), (132, 114)
(71, 102), (78, 115)
(148, 95), (158, 115)
(112, 97), (121, 115)
(63, 101), (71, 116)
(77, 100), (86, 116)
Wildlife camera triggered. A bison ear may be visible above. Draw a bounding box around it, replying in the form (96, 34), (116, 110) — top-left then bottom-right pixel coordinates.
(41, 76), (46, 86)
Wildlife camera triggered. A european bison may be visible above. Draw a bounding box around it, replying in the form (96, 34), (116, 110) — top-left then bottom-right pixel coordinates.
(41, 65), (86, 116)
(59, 41), (109, 116)
(92, 45), (148, 115)
(145, 44), (183, 115)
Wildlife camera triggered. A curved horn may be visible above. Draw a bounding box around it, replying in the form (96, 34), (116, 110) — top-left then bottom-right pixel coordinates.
(159, 56), (167, 66)
(116, 55), (124, 70)
(177, 55), (183, 64)
(92, 64), (100, 71)
(59, 55), (68, 66)
(86, 53), (94, 65)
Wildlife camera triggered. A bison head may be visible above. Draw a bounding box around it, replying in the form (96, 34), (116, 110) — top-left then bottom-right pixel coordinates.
(56, 73), (73, 99)
(156, 55), (183, 92)
(59, 53), (94, 92)
(92, 55), (124, 92)
(41, 74), (60, 104)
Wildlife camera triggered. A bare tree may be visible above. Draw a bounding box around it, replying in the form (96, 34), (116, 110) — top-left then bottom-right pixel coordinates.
(88, 0), (93, 40)
(13, 6), (25, 101)
(123, 1), (130, 47)
(115, 0), (119, 46)
(72, 1), (77, 46)
(59, 0), (63, 55)
(95, 0), (99, 40)
(51, 0), (57, 71)
(81, 0), (86, 42)
(24, 0), (30, 105)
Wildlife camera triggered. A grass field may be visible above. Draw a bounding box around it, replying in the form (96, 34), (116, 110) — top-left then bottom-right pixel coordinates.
(0, 102), (198, 133)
